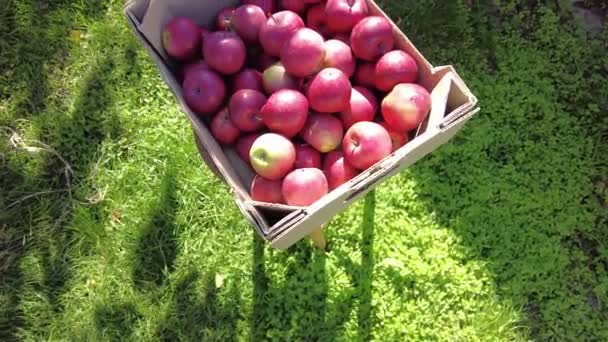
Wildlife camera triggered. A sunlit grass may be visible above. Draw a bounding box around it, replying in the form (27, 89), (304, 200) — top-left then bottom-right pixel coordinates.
(1, 0), (607, 340)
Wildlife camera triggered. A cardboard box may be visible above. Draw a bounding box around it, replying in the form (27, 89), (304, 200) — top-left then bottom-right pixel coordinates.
(124, 0), (479, 249)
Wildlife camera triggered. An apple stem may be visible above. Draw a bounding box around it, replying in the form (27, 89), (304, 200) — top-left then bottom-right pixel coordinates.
(270, 14), (278, 24)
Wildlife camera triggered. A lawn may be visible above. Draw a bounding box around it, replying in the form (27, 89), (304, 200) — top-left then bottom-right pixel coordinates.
(1, 0), (607, 340)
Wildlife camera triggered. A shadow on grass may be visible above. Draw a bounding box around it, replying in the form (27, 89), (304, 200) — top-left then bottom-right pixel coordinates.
(39, 54), (121, 309)
(250, 232), (269, 341)
(94, 301), (142, 341)
(330, 191), (376, 341)
(158, 270), (242, 341)
(0, 0), (108, 117)
(250, 234), (328, 341)
(250, 191), (376, 341)
(1, 56), (121, 339)
(1, 1), (145, 338)
(358, 191), (376, 340)
(132, 169), (178, 289)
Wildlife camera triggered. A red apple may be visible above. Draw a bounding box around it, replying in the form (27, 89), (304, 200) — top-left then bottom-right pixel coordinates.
(236, 133), (262, 163)
(280, 28), (325, 77)
(250, 133), (296, 180)
(232, 68), (263, 92)
(355, 62), (376, 87)
(203, 31), (246, 75)
(255, 53), (278, 71)
(280, 0), (308, 14)
(233, 4), (267, 43)
(250, 175), (284, 204)
(323, 150), (359, 190)
(306, 4), (331, 37)
(216, 7), (236, 30)
(307, 68), (352, 113)
(180, 59), (209, 79)
(300, 113), (344, 153)
(262, 62), (298, 94)
(339, 86), (378, 128)
(229, 89), (267, 132)
(325, 0), (368, 33)
(295, 144), (322, 169)
(260, 89), (309, 137)
(282, 168), (328, 206)
(242, 0), (277, 15)
(183, 68), (226, 114)
(378, 121), (409, 152)
(162, 17), (201, 61)
(210, 107), (241, 144)
(374, 50), (418, 91)
(322, 39), (355, 77)
(381, 83), (431, 132)
(350, 16), (395, 61)
(259, 10), (305, 57)
(343, 121), (392, 170)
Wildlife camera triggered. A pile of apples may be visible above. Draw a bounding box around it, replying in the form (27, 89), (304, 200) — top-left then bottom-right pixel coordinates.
(162, 0), (431, 207)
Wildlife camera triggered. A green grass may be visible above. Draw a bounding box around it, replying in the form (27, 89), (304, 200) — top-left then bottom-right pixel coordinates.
(1, 0), (607, 340)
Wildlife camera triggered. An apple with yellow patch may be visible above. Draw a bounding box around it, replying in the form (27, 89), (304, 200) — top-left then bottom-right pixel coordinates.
(381, 83), (431, 132)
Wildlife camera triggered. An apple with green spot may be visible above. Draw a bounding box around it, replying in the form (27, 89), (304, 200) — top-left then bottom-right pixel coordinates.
(381, 83), (431, 132)
(300, 113), (344, 153)
(250, 133), (296, 180)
